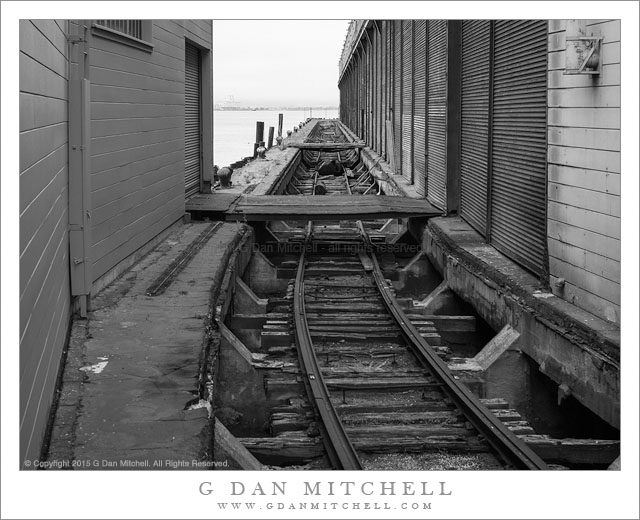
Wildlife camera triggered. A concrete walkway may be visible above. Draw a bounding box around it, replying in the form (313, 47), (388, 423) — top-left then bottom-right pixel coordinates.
(47, 221), (246, 470)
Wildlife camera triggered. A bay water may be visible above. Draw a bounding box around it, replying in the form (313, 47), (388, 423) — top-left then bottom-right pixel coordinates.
(213, 108), (339, 169)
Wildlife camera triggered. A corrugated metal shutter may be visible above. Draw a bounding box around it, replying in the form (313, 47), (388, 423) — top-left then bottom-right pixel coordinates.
(427, 20), (447, 210)
(364, 41), (373, 144)
(185, 43), (201, 198)
(393, 20), (402, 174)
(490, 20), (548, 275)
(413, 20), (427, 196)
(375, 25), (382, 153)
(401, 20), (413, 182)
(460, 20), (491, 236)
(380, 20), (391, 157)
(368, 41), (373, 144)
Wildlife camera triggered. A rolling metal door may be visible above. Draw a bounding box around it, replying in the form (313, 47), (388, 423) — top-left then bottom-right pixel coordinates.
(460, 20), (491, 236)
(401, 20), (413, 182)
(381, 21), (389, 157)
(185, 43), (201, 198)
(375, 25), (382, 153)
(368, 43), (373, 145)
(427, 20), (447, 210)
(490, 20), (547, 275)
(413, 20), (427, 196)
(393, 20), (402, 174)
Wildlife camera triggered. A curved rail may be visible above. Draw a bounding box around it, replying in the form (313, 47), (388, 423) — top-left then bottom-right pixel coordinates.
(290, 124), (545, 469)
(292, 226), (363, 470)
(358, 228), (548, 470)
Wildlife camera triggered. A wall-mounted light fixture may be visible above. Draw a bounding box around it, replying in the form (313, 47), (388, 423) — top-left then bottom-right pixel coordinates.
(565, 36), (604, 75)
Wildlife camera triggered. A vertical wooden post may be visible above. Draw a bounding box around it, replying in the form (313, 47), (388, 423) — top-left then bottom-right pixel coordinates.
(277, 113), (283, 137)
(254, 121), (264, 157)
(267, 126), (274, 149)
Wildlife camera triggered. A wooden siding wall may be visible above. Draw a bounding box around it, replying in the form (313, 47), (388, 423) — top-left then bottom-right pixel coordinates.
(547, 20), (621, 323)
(19, 19), (71, 464)
(90, 20), (212, 281)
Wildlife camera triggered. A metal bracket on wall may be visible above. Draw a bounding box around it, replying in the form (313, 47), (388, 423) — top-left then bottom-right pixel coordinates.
(565, 36), (604, 75)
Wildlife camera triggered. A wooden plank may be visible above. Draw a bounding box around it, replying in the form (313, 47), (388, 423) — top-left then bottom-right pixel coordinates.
(548, 127), (620, 153)
(92, 127), (183, 156)
(20, 92), (67, 133)
(91, 116), (183, 138)
(19, 20), (67, 78)
(548, 163), (620, 195)
(559, 278), (620, 324)
(185, 193), (240, 211)
(585, 19), (620, 41)
(19, 144), (67, 214)
(548, 145), (621, 174)
(549, 85), (620, 109)
(548, 237), (620, 283)
(90, 66), (184, 94)
(548, 107), (620, 129)
(19, 51), (67, 100)
(549, 182), (620, 217)
(290, 142), (365, 149)
(549, 257), (620, 305)
(92, 101), (184, 120)
(91, 48), (184, 83)
(407, 315), (476, 332)
(91, 84), (183, 105)
(214, 419), (265, 470)
(240, 434), (324, 462)
(187, 194), (440, 221)
(548, 201), (620, 239)
(414, 279), (449, 311)
(91, 138), (183, 175)
(473, 324), (520, 371)
(548, 64), (620, 89)
(228, 313), (287, 329)
(547, 219), (620, 262)
(521, 435), (619, 466)
(19, 121), (67, 173)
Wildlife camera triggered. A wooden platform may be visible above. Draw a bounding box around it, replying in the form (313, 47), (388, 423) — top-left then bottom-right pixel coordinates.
(186, 193), (441, 221)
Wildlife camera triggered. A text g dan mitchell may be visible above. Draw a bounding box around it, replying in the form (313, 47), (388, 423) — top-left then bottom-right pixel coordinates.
(199, 480), (453, 497)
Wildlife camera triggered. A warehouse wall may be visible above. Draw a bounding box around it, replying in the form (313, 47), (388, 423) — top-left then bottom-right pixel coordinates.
(547, 20), (621, 324)
(89, 19), (213, 281)
(339, 19), (621, 325)
(19, 19), (72, 465)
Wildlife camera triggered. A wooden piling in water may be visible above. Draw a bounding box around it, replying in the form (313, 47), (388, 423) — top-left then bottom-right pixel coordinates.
(277, 113), (283, 137)
(254, 121), (265, 157)
(267, 126), (275, 149)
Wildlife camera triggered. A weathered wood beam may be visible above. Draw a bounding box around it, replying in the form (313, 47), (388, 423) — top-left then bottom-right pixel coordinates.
(521, 435), (620, 466)
(214, 418), (265, 470)
(289, 142), (365, 150)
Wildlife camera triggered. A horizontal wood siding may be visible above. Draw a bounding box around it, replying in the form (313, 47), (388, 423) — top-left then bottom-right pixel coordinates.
(19, 19), (71, 465)
(89, 20), (212, 280)
(547, 20), (620, 323)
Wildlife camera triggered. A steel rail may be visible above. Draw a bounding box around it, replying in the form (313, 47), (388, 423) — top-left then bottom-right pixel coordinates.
(292, 223), (363, 470)
(358, 227), (548, 470)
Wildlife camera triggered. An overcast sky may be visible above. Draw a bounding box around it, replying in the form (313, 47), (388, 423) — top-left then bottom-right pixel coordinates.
(213, 20), (349, 107)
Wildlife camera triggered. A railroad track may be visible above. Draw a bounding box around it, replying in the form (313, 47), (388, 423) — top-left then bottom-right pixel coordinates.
(240, 120), (547, 469)
(287, 217), (547, 470)
(288, 124), (546, 469)
(231, 121), (617, 469)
